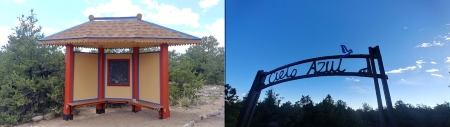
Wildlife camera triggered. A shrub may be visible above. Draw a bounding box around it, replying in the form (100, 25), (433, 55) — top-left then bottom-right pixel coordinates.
(178, 97), (192, 107)
(0, 10), (65, 126)
(169, 54), (204, 107)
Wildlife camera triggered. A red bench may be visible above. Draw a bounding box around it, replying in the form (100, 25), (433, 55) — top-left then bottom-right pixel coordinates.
(66, 99), (164, 119)
(126, 100), (164, 118)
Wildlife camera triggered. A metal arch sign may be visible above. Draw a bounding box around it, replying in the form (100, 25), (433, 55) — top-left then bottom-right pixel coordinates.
(236, 46), (397, 127)
(263, 54), (380, 90)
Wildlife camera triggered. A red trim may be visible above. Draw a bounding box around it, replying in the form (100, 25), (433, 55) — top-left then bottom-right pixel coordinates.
(107, 59), (131, 86)
(96, 48), (105, 110)
(64, 44), (74, 115)
(160, 43), (170, 118)
(132, 47), (141, 111)
(99, 48), (105, 99)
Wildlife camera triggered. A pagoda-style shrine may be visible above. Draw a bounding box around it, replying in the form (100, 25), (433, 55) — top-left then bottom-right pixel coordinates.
(37, 14), (201, 120)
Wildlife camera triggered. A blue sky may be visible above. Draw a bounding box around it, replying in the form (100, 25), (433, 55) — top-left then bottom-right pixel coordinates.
(226, 1), (450, 109)
(0, 0), (224, 53)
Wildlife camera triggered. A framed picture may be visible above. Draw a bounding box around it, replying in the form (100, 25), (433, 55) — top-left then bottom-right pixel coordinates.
(107, 59), (130, 86)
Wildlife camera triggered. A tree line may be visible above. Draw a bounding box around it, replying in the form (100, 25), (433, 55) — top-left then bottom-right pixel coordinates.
(0, 9), (224, 125)
(225, 84), (450, 127)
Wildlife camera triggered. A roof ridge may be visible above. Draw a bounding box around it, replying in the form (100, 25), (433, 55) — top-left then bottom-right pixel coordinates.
(89, 14), (142, 21)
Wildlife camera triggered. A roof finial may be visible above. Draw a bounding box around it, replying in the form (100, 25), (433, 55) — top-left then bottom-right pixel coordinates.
(137, 13), (142, 20)
(89, 15), (94, 21)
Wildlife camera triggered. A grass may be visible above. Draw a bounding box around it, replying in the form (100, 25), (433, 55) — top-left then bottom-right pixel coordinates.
(178, 97), (192, 107)
(74, 109), (80, 115)
(211, 94), (220, 100)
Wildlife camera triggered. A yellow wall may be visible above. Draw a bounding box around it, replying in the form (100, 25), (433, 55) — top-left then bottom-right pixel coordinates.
(139, 52), (160, 104)
(105, 54), (133, 99)
(73, 53), (98, 101)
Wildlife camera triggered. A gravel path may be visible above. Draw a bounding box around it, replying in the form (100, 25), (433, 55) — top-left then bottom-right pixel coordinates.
(194, 111), (224, 127)
(15, 85), (224, 127)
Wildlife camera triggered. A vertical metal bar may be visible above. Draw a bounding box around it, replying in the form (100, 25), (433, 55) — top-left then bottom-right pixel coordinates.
(248, 72), (266, 126)
(365, 58), (373, 74)
(237, 70), (265, 127)
(374, 46), (397, 127)
(368, 47), (386, 127)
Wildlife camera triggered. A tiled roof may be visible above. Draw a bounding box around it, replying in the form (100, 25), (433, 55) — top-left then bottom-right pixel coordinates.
(38, 14), (201, 48)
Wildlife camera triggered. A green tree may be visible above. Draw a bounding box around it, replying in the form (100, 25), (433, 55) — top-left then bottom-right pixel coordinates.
(89, 49), (98, 53)
(74, 47), (82, 52)
(140, 47), (159, 52)
(0, 9), (65, 125)
(168, 53), (203, 106)
(105, 48), (131, 53)
(86, 47), (159, 53)
(225, 84), (242, 127)
(185, 36), (224, 85)
(228, 85), (450, 127)
(250, 88), (283, 127)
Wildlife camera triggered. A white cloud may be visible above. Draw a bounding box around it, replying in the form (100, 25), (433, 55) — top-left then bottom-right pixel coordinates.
(386, 66), (417, 74)
(84, 0), (91, 5)
(433, 41), (445, 46)
(169, 46), (190, 54)
(64, 24), (71, 28)
(199, 0), (219, 12)
(169, 18), (224, 53)
(0, 24), (58, 47)
(15, 20), (20, 26)
(0, 26), (13, 47)
(404, 27), (408, 29)
(425, 69), (439, 72)
(205, 18), (224, 47)
(41, 27), (59, 36)
(15, 19), (40, 31)
(430, 61), (437, 64)
(80, 0), (221, 53)
(187, 31), (210, 38)
(446, 57), (450, 63)
(167, 31), (209, 54)
(345, 78), (360, 82)
(14, 0), (25, 3)
(141, 0), (200, 28)
(2, 20), (50, 47)
(415, 41), (445, 48)
(416, 43), (432, 47)
(83, 0), (201, 28)
(431, 74), (443, 77)
(83, 0), (146, 17)
(416, 60), (425, 68)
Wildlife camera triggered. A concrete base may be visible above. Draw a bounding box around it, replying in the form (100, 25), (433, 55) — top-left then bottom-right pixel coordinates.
(63, 114), (73, 121)
(96, 109), (105, 114)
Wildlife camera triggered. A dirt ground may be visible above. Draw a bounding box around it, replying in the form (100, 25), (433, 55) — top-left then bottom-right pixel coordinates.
(194, 111), (224, 127)
(15, 85), (224, 127)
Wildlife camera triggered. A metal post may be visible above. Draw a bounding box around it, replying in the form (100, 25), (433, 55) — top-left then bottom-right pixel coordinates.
(374, 46), (397, 127)
(368, 47), (386, 127)
(237, 70), (266, 127)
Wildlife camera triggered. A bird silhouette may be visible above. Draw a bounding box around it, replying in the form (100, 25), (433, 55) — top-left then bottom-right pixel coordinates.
(340, 45), (353, 58)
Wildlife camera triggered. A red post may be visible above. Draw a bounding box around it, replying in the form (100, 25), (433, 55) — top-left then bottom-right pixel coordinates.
(160, 44), (170, 118)
(63, 44), (74, 120)
(96, 47), (105, 114)
(133, 47), (141, 112)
